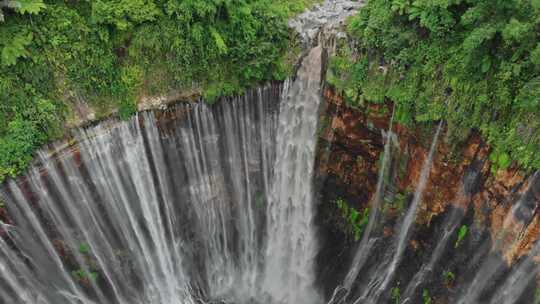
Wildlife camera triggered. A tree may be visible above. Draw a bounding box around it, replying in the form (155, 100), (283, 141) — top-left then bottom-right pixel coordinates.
(0, 0), (45, 22)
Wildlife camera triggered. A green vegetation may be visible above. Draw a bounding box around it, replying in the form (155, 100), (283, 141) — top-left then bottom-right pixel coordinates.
(328, 0), (540, 172)
(79, 243), (90, 255)
(336, 198), (370, 241)
(489, 150), (512, 174)
(0, 1), (46, 22)
(442, 270), (455, 285)
(73, 241), (99, 284)
(454, 224), (468, 248)
(384, 190), (409, 215)
(72, 269), (98, 282)
(391, 285), (401, 304)
(255, 192), (266, 208)
(422, 289), (432, 304)
(0, 0), (318, 182)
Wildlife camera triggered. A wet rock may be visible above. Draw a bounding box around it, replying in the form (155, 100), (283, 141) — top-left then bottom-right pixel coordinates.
(514, 173), (540, 224)
(315, 84), (540, 279)
(462, 160), (484, 196)
(289, 0), (365, 46)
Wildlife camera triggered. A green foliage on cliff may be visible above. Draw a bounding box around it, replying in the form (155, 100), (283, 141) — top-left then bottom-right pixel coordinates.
(0, 0), (316, 181)
(391, 285), (401, 304)
(442, 270), (455, 285)
(329, 0), (540, 171)
(422, 289), (432, 304)
(336, 198), (370, 241)
(454, 224), (468, 248)
(535, 287), (540, 304)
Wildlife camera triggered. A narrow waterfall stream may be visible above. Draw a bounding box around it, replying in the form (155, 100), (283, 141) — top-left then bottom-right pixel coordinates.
(358, 122), (444, 304)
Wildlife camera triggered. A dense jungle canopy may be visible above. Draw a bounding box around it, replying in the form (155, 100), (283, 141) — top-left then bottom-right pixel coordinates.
(328, 0), (540, 172)
(1, 0), (540, 181)
(0, 0), (315, 181)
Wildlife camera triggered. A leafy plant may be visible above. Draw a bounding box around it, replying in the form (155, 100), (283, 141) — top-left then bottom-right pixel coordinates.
(78, 243), (90, 255)
(72, 269), (98, 281)
(422, 289), (432, 304)
(336, 198), (370, 241)
(489, 150), (512, 175)
(0, 0), (46, 22)
(442, 270), (455, 285)
(391, 285), (401, 304)
(1, 31), (33, 66)
(455, 225), (468, 248)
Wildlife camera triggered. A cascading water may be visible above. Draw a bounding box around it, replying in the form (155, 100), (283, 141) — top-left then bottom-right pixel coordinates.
(456, 172), (540, 304)
(319, 113), (539, 304)
(262, 46), (324, 304)
(354, 121), (443, 304)
(327, 109), (398, 304)
(2, 2), (540, 304)
(0, 40), (325, 303)
(400, 207), (464, 303)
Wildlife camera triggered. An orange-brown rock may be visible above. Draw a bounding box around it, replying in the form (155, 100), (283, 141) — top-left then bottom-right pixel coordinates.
(317, 86), (540, 266)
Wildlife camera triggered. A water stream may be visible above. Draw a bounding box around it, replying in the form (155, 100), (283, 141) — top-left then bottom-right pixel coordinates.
(355, 121), (444, 304)
(262, 46), (324, 304)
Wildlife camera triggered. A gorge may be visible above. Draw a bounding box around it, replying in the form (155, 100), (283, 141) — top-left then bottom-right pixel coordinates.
(1, 1), (540, 304)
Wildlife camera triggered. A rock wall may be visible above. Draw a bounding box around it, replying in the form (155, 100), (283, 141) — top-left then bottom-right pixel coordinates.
(313, 86), (540, 303)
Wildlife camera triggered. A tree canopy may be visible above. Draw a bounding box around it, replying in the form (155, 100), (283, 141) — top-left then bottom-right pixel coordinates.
(0, 0), (316, 181)
(328, 0), (540, 171)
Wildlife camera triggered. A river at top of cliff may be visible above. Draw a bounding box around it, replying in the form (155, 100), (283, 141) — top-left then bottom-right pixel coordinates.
(289, 0), (364, 44)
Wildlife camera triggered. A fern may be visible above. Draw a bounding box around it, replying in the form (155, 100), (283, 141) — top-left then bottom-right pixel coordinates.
(16, 0), (45, 15)
(210, 26), (228, 55)
(1, 32), (33, 66)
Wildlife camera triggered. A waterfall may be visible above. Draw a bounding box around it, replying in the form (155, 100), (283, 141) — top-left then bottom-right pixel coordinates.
(2, 1), (539, 302)
(356, 121), (443, 304)
(326, 108), (398, 304)
(400, 207), (464, 303)
(343, 113), (397, 290)
(456, 172), (540, 304)
(488, 245), (540, 304)
(262, 46), (324, 304)
(0, 41), (325, 303)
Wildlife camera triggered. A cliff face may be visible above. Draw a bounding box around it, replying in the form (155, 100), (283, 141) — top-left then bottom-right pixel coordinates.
(314, 86), (540, 302)
(1, 74), (539, 302)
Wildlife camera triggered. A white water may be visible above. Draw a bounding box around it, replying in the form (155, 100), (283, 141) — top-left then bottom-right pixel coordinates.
(0, 68), (323, 303)
(488, 245), (540, 304)
(262, 46), (324, 304)
(356, 121), (443, 304)
(327, 134), (396, 304)
(2, 1), (540, 302)
(326, 108), (398, 304)
(401, 208), (464, 303)
(456, 172), (540, 304)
